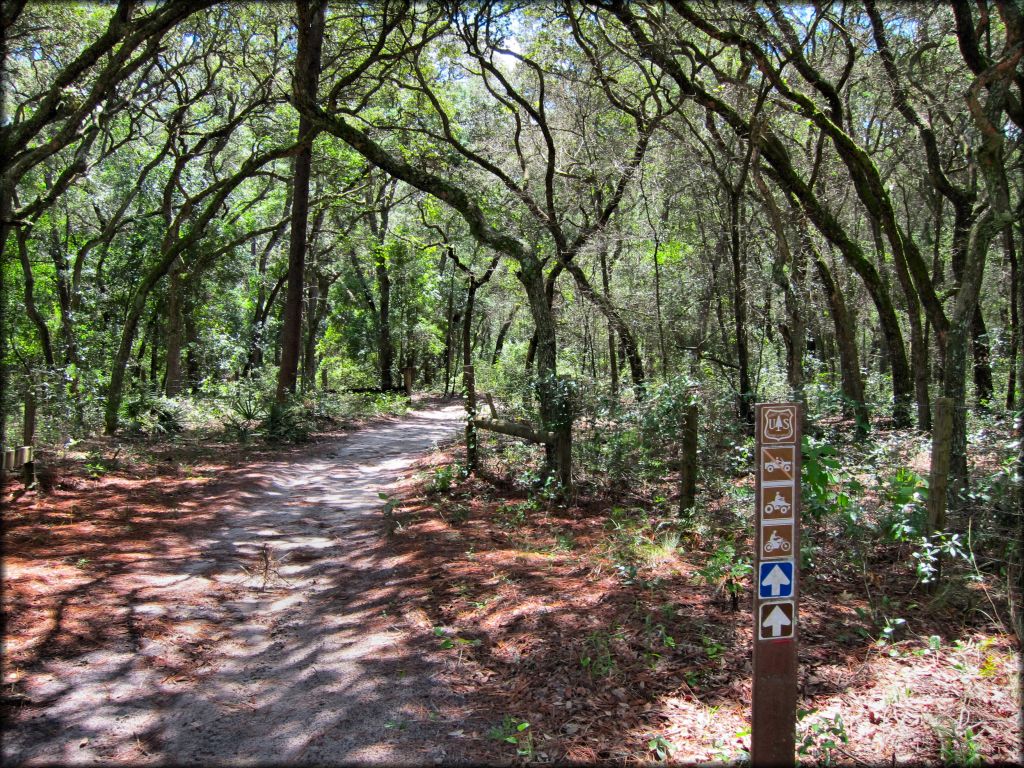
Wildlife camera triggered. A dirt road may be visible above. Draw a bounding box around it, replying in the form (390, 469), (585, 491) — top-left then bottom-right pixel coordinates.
(3, 404), (470, 765)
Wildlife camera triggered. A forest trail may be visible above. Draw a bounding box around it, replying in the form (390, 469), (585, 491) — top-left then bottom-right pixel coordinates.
(4, 404), (471, 766)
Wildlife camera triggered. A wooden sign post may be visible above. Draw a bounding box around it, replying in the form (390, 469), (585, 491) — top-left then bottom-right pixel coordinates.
(752, 402), (801, 766)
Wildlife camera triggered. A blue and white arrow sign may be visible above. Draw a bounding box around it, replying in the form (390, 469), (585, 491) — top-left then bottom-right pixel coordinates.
(758, 560), (794, 598)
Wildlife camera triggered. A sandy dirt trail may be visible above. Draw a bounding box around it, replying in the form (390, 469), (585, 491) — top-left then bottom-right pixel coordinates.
(4, 405), (471, 765)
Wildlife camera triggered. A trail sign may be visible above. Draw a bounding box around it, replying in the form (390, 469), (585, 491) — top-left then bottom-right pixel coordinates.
(759, 561), (794, 598)
(761, 521), (795, 559)
(752, 402), (801, 766)
(759, 601), (795, 639)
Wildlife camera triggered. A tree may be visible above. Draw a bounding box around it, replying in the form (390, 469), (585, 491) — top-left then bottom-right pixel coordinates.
(276, 0), (326, 402)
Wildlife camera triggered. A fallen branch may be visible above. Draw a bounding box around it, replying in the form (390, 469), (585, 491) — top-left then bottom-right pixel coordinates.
(472, 418), (554, 445)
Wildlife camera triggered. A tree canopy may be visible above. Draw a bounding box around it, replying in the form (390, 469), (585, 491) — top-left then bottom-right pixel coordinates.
(1, 0), (1021, 504)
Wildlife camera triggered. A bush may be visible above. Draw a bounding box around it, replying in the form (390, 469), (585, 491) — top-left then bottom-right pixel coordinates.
(260, 397), (313, 443)
(123, 389), (185, 435)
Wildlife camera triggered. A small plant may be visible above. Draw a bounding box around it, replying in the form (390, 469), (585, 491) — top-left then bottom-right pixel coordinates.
(496, 502), (529, 530)
(797, 708), (849, 766)
(225, 387), (267, 441)
(429, 462), (465, 493)
(432, 626), (480, 651)
(487, 715), (532, 758)
(696, 541), (752, 610)
(83, 450), (107, 478)
(934, 718), (983, 766)
(380, 492), (402, 534)
(261, 398), (312, 443)
(642, 613), (677, 651)
(553, 531), (575, 551)
(647, 735), (676, 761)
(801, 437), (841, 522)
(238, 543), (291, 591)
(701, 635), (725, 660)
(883, 467), (929, 542)
(580, 629), (618, 678)
(911, 530), (969, 585)
(878, 616), (907, 646)
(125, 390), (185, 435)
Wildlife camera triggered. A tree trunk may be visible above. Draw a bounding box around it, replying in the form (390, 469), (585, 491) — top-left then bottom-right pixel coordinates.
(519, 259), (571, 488)
(970, 305), (994, 408)
(729, 188), (753, 428)
(559, 254), (644, 390)
(16, 227), (56, 367)
(376, 248), (394, 391)
(275, 0), (325, 403)
(464, 363), (477, 471)
(942, 209), (1000, 501)
(0, 195), (10, 491)
(812, 246), (869, 433)
(463, 281), (477, 368)
(164, 257), (185, 396)
(600, 243), (619, 399)
(491, 306), (517, 365)
(1006, 222), (1019, 410)
(301, 267), (320, 393)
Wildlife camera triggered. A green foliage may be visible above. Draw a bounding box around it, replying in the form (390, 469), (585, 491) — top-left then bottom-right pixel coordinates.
(695, 541), (752, 606)
(575, 375), (698, 488)
(935, 719), (983, 766)
(487, 716), (532, 758)
(647, 735), (677, 761)
(911, 531), (970, 585)
(432, 626), (481, 651)
(224, 384), (268, 442)
(797, 708), (849, 766)
(260, 398), (312, 443)
(83, 450), (108, 479)
(124, 390), (185, 436)
(882, 468), (929, 542)
(580, 629), (620, 678)
(801, 436), (842, 522)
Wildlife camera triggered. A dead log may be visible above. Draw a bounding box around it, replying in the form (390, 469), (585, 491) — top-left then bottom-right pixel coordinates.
(472, 418), (554, 445)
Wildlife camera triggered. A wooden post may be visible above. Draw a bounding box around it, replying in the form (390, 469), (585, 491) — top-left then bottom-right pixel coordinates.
(464, 364), (477, 471)
(3, 448), (14, 471)
(555, 428), (571, 490)
(18, 446), (35, 488)
(752, 402), (801, 767)
(928, 397), (953, 535)
(403, 365), (414, 396)
(679, 402), (698, 514)
(22, 390), (37, 488)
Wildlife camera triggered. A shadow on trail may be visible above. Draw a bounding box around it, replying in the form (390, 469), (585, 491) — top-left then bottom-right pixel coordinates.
(3, 406), (477, 766)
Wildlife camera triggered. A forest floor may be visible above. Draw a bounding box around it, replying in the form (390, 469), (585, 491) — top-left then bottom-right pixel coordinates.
(384, 429), (1021, 766)
(2, 399), (1021, 766)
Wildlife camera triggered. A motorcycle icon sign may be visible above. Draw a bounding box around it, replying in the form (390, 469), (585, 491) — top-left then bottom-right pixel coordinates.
(764, 530), (791, 553)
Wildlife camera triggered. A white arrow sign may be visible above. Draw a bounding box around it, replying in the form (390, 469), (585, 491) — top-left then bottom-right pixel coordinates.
(762, 605), (792, 638)
(761, 564), (791, 597)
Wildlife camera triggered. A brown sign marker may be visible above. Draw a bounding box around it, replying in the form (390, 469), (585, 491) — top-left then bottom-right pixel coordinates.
(760, 484), (795, 521)
(752, 402), (801, 767)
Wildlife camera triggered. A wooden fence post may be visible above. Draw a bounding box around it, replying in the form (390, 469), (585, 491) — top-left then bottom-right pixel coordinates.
(679, 402), (698, 514)
(464, 364), (477, 471)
